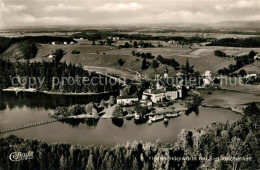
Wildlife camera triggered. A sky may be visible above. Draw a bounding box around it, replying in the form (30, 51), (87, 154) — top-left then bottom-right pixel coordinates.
(0, 0), (259, 28)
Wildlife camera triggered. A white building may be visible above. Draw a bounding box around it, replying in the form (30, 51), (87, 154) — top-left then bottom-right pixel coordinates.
(204, 71), (212, 78)
(163, 68), (169, 78)
(112, 37), (120, 41)
(48, 54), (56, 59)
(254, 53), (260, 60)
(51, 41), (55, 45)
(117, 95), (139, 105)
(70, 41), (74, 45)
(202, 70), (213, 86)
(142, 87), (182, 103)
(64, 42), (68, 45)
(245, 71), (258, 79)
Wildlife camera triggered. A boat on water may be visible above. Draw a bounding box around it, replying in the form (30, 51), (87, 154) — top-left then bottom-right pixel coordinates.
(165, 112), (181, 118)
(151, 115), (164, 122)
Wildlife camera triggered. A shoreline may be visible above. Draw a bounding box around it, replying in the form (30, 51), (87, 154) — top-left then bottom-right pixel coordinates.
(201, 103), (244, 115)
(1, 88), (118, 96)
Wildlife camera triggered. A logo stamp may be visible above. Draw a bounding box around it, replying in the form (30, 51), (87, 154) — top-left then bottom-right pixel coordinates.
(9, 151), (34, 161)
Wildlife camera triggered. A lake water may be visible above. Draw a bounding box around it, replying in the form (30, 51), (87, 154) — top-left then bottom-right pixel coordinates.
(0, 92), (241, 146)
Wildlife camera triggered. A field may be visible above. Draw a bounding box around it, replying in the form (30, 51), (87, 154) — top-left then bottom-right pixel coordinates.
(1, 39), (260, 80)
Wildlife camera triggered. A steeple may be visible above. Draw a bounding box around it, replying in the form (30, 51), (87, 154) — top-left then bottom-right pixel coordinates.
(164, 67), (169, 78)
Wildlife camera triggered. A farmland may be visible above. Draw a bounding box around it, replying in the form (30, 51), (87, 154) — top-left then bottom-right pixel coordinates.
(1, 37), (260, 80)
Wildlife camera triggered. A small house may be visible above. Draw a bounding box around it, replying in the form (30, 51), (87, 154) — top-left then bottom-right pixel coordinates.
(245, 71), (258, 79)
(254, 53), (260, 60)
(117, 95), (139, 106)
(204, 71), (212, 78)
(48, 54), (56, 59)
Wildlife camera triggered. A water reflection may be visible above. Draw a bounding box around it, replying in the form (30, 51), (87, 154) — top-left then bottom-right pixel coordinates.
(0, 91), (116, 110)
(60, 118), (100, 127)
(111, 118), (124, 127)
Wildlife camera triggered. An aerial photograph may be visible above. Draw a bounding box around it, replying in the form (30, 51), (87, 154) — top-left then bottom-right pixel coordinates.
(0, 0), (259, 169)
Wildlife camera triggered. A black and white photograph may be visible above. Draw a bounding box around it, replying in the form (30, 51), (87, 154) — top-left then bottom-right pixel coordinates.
(0, 0), (260, 169)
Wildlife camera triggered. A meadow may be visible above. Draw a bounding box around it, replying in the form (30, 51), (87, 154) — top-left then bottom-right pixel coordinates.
(1, 39), (260, 80)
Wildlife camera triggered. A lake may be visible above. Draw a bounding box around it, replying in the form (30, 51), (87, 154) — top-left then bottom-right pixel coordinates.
(0, 92), (241, 146)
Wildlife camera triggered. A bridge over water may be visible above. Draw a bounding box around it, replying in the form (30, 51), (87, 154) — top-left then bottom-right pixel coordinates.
(0, 118), (66, 134)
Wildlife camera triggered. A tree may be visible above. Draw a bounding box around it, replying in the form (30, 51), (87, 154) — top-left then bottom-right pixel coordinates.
(181, 59), (194, 77)
(214, 50), (226, 57)
(124, 42), (130, 48)
(152, 60), (160, 70)
(141, 58), (147, 70)
(71, 50), (80, 54)
(118, 58), (125, 66)
(120, 86), (129, 96)
(238, 69), (247, 77)
(249, 50), (257, 59)
(133, 41), (138, 48)
(86, 154), (95, 170)
(100, 99), (105, 108)
(129, 85), (138, 95)
(228, 137), (244, 170)
(54, 49), (65, 62)
(19, 40), (38, 59)
(112, 106), (123, 117)
(108, 96), (115, 106)
(243, 102), (260, 117)
(134, 105), (148, 116)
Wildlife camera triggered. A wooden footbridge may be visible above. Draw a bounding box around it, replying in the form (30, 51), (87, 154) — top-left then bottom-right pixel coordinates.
(0, 118), (66, 134)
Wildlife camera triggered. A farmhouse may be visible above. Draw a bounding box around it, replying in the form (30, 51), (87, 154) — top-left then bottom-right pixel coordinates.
(245, 71), (258, 79)
(254, 53), (260, 60)
(48, 54), (56, 59)
(202, 70), (213, 86)
(203, 71), (212, 78)
(117, 95), (139, 106)
(112, 37), (120, 41)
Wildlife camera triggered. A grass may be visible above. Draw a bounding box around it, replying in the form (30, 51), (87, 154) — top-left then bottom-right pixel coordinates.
(2, 40), (260, 80)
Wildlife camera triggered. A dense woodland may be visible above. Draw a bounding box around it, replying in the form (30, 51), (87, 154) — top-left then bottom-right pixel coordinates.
(71, 30), (211, 44)
(0, 103), (259, 170)
(0, 59), (119, 93)
(157, 55), (180, 70)
(208, 37), (260, 47)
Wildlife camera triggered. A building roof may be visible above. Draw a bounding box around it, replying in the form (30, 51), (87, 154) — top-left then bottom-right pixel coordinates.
(247, 71), (257, 75)
(117, 95), (138, 99)
(166, 87), (177, 91)
(144, 89), (165, 94)
(205, 71), (212, 75)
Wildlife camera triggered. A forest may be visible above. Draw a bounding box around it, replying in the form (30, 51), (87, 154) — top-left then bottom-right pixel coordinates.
(157, 55), (180, 70)
(0, 102), (259, 170)
(71, 30), (211, 44)
(0, 59), (119, 93)
(207, 37), (260, 47)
